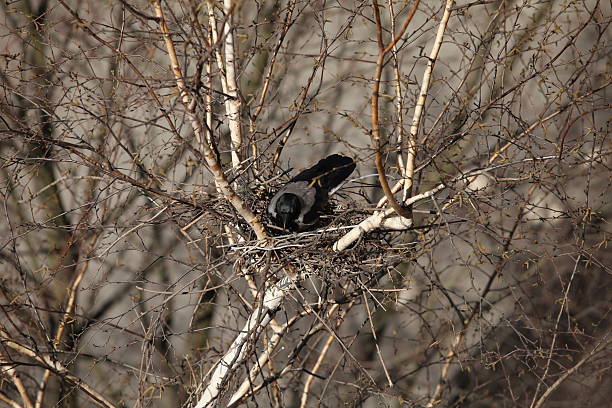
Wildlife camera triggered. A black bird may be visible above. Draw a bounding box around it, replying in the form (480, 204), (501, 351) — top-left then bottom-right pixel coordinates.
(268, 154), (356, 231)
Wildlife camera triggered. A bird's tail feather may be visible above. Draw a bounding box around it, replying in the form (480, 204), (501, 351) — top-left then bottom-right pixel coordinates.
(290, 154), (356, 190)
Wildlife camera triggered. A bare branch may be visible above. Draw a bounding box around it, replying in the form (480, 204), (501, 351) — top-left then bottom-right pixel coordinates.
(370, 0), (421, 219)
(154, 1), (267, 241)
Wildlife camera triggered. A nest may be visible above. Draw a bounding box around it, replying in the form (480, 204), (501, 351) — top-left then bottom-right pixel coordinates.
(165, 177), (420, 290)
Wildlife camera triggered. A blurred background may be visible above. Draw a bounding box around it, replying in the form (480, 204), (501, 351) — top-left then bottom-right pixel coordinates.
(1, 0), (610, 407)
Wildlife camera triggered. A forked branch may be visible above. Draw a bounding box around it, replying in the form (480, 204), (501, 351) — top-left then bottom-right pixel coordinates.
(153, 1), (267, 241)
(371, 0), (421, 219)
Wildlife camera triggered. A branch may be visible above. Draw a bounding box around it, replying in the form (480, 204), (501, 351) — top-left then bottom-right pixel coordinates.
(154, 1), (267, 241)
(227, 313), (302, 406)
(333, 184), (442, 251)
(370, 0), (421, 219)
(532, 336), (611, 408)
(425, 325), (463, 408)
(387, 0), (407, 176)
(193, 276), (293, 408)
(0, 352), (33, 408)
(210, 1), (243, 168)
(403, 0), (455, 200)
(299, 329), (336, 408)
(529, 254), (582, 408)
(36, 221), (100, 408)
(0, 328), (116, 408)
(335, 153), (558, 251)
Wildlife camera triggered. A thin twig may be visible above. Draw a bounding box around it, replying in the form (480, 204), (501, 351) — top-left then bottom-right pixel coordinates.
(154, 1), (267, 241)
(0, 328), (116, 408)
(371, 0), (421, 219)
(299, 331), (336, 408)
(0, 352), (34, 408)
(228, 313), (302, 406)
(532, 336), (611, 408)
(529, 254), (582, 408)
(362, 292), (393, 387)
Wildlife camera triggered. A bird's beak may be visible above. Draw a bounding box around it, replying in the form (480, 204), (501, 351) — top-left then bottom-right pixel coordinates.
(278, 214), (291, 230)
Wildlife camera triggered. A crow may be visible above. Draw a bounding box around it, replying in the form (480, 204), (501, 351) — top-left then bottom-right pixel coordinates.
(268, 154), (356, 231)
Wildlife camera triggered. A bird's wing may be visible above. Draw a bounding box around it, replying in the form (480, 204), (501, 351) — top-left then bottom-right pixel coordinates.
(289, 154), (356, 190)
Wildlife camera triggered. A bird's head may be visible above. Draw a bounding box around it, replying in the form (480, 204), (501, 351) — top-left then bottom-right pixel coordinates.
(274, 193), (301, 231)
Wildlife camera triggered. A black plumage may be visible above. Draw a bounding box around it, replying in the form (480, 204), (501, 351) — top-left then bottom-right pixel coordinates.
(268, 154), (356, 231)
